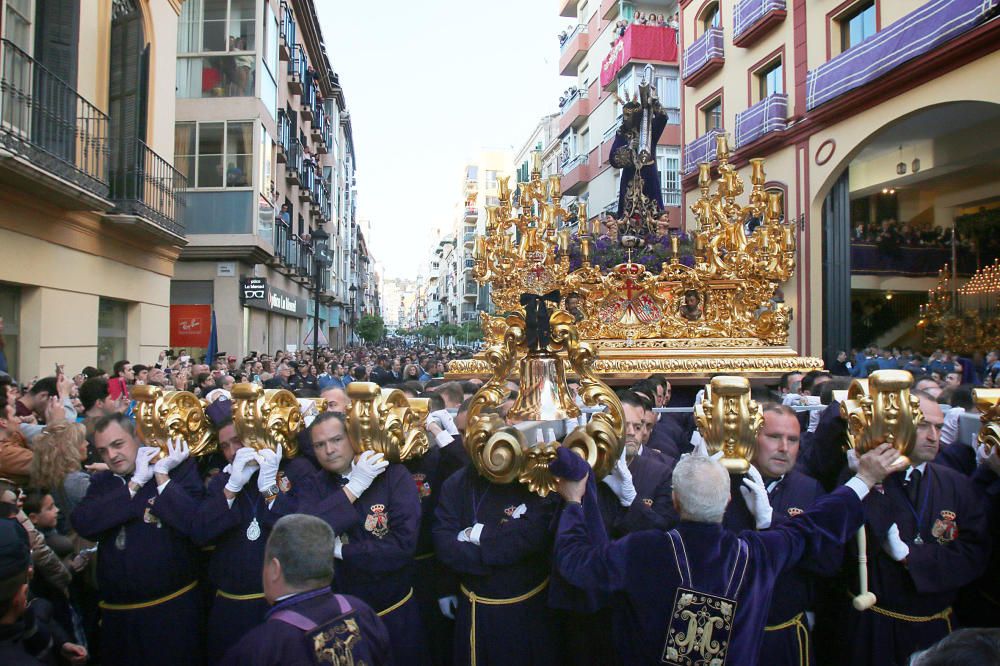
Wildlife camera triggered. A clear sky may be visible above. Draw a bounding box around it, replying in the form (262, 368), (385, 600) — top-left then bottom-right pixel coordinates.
(315, 1), (567, 281)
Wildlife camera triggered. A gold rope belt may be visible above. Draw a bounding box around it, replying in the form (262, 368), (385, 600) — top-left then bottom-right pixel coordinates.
(216, 589), (266, 601)
(765, 612), (808, 666)
(414, 552), (435, 561)
(99, 581), (198, 611)
(460, 578), (549, 666)
(377, 588), (414, 617)
(870, 603), (953, 630)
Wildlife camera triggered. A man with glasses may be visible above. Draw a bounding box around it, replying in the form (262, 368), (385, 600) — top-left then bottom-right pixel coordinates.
(190, 398), (316, 663)
(845, 391), (990, 665)
(300, 411), (428, 664)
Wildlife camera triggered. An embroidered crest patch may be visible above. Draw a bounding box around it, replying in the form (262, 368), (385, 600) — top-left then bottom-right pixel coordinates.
(504, 505), (518, 517)
(277, 471), (292, 493)
(364, 504), (389, 538)
(143, 497), (161, 527)
(931, 510), (958, 544)
(787, 507), (803, 517)
(662, 586), (736, 665)
(412, 473), (432, 499)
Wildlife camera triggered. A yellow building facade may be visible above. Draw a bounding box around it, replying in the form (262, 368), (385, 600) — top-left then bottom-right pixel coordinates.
(680, 0), (1000, 364)
(0, 0), (187, 380)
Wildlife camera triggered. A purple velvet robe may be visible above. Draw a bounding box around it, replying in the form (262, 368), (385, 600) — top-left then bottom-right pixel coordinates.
(724, 470), (837, 666)
(219, 589), (392, 666)
(70, 459), (205, 666)
(555, 485), (864, 666)
(191, 456), (315, 663)
(647, 415), (686, 459)
(432, 467), (559, 666)
(847, 462), (990, 665)
(299, 463), (428, 665)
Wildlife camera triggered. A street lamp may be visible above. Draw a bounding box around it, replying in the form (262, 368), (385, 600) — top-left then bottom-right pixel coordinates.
(349, 284), (358, 344)
(311, 224), (331, 353)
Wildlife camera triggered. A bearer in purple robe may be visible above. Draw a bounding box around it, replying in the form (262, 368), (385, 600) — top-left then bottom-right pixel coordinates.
(552, 441), (903, 666)
(846, 391), (990, 666)
(432, 458), (559, 665)
(190, 398), (317, 662)
(220, 513), (392, 665)
(300, 411), (429, 665)
(71, 412), (205, 666)
(723, 404), (840, 665)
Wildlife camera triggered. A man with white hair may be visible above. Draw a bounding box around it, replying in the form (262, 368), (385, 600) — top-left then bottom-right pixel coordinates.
(553, 443), (902, 665)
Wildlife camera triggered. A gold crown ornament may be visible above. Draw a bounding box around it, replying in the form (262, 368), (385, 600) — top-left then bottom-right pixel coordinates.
(451, 132), (822, 382)
(974, 388), (1000, 455)
(230, 383), (309, 457)
(345, 382), (430, 463)
(694, 376), (763, 474)
(131, 385), (216, 459)
(464, 306), (624, 496)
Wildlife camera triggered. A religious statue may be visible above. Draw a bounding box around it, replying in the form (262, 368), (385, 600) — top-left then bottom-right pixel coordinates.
(609, 64), (668, 244)
(679, 289), (704, 321)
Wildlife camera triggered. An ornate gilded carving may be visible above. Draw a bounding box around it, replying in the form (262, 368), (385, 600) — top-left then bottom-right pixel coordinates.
(974, 388), (1000, 454)
(693, 376), (762, 474)
(447, 355), (825, 379)
(463, 311), (624, 496)
(345, 382), (429, 463)
(839, 370), (923, 461)
(132, 385), (216, 458)
(231, 383), (305, 457)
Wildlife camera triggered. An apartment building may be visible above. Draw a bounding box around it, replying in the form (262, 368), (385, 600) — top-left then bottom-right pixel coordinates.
(0, 0), (187, 379)
(171, 0), (359, 355)
(557, 0), (683, 226)
(512, 113), (561, 183)
(679, 0), (1000, 362)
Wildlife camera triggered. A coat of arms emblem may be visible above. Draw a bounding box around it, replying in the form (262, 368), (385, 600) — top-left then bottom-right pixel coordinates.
(365, 504), (389, 538)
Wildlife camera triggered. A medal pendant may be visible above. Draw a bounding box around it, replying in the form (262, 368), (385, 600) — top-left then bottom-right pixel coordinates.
(914, 534), (924, 545)
(246, 518), (261, 541)
(115, 527), (126, 551)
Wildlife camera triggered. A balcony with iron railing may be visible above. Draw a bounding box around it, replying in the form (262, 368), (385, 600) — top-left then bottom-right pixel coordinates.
(560, 152), (591, 195)
(734, 94), (788, 149)
(733, 0), (787, 47)
(297, 238), (313, 279)
(300, 81), (316, 122)
(279, 0), (295, 60)
(683, 127), (724, 174)
(299, 161), (315, 202)
(286, 232), (301, 270)
(311, 104), (328, 149)
(463, 280), (478, 299)
(464, 232), (476, 246)
(805, 0), (995, 111)
(287, 44), (306, 96)
(285, 139), (303, 185)
(558, 86), (590, 135)
(683, 26), (724, 86)
(273, 216), (291, 263)
(464, 258), (475, 271)
(276, 109), (290, 163)
(600, 24), (679, 90)
(109, 139), (187, 238)
(0, 39), (110, 207)
(559, 23), (589, 76)
(464, 205), (478, 220)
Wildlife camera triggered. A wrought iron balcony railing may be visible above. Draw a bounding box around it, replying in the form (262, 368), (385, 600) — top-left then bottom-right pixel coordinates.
(110, 139), (187, 236)
(0, 39), (109, 198)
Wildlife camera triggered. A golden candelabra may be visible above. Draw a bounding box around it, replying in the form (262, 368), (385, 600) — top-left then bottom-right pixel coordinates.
(453, 133), (823, 382)
(694, 376), (763, 474)
(132, 385), (216, 459)
(974, 388), (1000, 454)
(345, 382), (429, 463)
(919, 262), (1000, 354)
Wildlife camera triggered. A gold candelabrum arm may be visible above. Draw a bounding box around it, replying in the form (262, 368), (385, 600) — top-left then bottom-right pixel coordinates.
(974, 388), (1000, 454)
(231, 383), (304, 457)
(693, 376), (762, 474)
(839, 370), (923, 462)
(131, 385), (216, 459)
(345, 382), (429, 463)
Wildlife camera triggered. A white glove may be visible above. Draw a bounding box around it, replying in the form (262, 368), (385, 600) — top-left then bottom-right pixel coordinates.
(225, 447), (260, 494)
(256, 444), (283, 492)
(846, 448), (860, 473)
(602, 449), (636, 507)
(431, 409), (459, 435)
(438, 596), (457, 620)
(739, 465), (773, 529)
(131, 447), (159, 486)
(153, 438), (190, 475)
(883, 523), (910, 562)
(333, 535), (344, 560)
(510, 503), (527, 519)
(345, 451), (389, 499)
(457, 524), (483, 545)
(690, 431), (724, 461)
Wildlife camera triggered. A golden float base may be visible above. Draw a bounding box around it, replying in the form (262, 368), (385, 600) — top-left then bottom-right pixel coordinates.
(448, 340), (823, 384)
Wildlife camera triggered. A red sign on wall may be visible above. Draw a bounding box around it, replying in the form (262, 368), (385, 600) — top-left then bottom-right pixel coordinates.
(170, 305), (212, 347)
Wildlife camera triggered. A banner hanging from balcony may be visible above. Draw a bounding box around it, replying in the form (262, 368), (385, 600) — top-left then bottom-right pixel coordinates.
(170, 305), (212, 348)
(805, 0), (998, 110)
(600, 25), (678, 88)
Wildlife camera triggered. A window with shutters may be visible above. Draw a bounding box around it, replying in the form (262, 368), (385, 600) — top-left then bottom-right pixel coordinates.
(174, 120), (253, 189)
(656, 146), (680, 207)
(177, 0), (256, 98)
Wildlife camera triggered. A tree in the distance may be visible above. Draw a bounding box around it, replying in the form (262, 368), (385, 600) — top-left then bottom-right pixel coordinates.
(356, 314), (386, 342)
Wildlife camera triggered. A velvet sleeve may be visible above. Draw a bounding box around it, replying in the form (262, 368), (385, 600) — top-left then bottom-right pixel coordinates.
(796, 402), (849, 491)
(340, 466), (420, 573)
(553, 501), (629, 593)
(189, 473), (242, 546)
(478, 498), (555, 567)
(905, 482), (990, 595)
(301, 472), (361, 533)
(150, 460), (203, 536)
(617, 471), (677, 534)
(432, 472), (490, 576)
(70, 474), (145, 541)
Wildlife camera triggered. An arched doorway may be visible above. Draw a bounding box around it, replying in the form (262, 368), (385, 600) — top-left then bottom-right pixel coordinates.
(108, 0), (149, 201)
(818, 101), (1000, 363)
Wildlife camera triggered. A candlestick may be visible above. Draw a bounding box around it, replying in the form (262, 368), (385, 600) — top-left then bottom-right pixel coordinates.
(671, 234), (679, 257)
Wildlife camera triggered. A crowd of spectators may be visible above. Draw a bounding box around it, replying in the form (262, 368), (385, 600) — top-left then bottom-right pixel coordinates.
(853, 218), (968, 250)
(558, 11), (678, 48)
